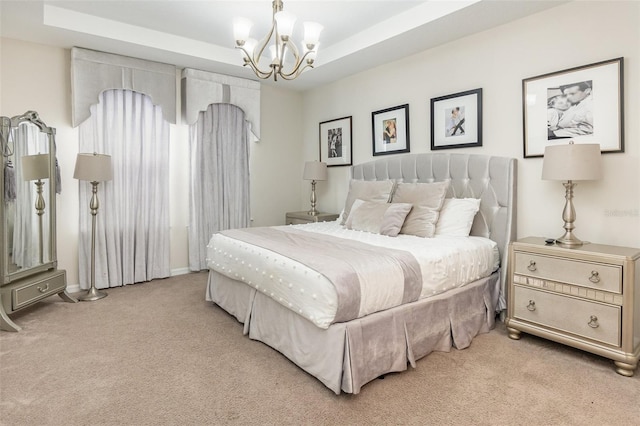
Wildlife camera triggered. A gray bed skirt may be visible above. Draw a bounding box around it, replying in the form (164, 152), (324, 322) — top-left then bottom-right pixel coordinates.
(206, 270), (501, 394)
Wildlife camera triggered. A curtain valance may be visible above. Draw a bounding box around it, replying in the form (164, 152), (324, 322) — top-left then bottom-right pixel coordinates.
(181, 68), (261, 141)
(71, 47), (177, 126)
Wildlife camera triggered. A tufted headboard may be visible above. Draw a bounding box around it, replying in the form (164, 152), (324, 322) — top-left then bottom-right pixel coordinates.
(351, 153), (517, 308)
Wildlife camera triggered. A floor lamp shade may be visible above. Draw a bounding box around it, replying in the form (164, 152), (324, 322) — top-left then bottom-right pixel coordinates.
(73, 153), (113, 182)
(303, 161), (328, 181)
(21, 154), (50, 181)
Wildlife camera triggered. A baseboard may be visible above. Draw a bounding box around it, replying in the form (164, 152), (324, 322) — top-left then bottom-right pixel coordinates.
(66, 284), (81, 293)
(66, 267), (193, 293)
(170, 267), (191, 276)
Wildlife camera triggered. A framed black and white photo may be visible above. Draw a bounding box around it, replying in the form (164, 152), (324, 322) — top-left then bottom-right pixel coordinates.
(319, 116), (352, 167)
(523, 57), (624, 158)
(430, 88), (482, 150)
(372, 104), (410, 156)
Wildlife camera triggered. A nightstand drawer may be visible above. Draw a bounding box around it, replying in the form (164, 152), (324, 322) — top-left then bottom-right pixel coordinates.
(513, 285), (621, 347)
(13, 273), (66, 310)
(514, 252), (621, 294)
(286, 217), (312, 225)
(285, 211), (339, 225)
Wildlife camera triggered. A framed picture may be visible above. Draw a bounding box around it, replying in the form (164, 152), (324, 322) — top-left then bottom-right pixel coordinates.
(522, 57), (624, 158)
(319, 116), (352, 167)
(372, 104), (410, 156)
(430, 88), (482, 150)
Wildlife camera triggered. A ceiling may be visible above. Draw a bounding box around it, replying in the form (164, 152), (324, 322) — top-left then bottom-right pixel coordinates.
(0, 0), (567, 91)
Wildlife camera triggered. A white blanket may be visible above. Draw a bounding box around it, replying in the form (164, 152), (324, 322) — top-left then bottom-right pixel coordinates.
(207, 220), (499, 329)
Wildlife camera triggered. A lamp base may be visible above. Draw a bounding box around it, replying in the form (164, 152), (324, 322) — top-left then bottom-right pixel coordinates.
(555, 233), (584, 248)
(78, 286), (108, 302)
(308, 180), (319, 216)
(554, 180), (584, 249)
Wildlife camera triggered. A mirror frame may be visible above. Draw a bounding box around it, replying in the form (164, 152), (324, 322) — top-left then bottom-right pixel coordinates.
(1, 111), (58, 284)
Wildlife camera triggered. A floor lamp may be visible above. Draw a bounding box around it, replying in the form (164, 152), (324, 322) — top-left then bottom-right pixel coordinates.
(21, 154), (51, 265)
(303, 161), (328, 216)
(74, 153), (113, 301)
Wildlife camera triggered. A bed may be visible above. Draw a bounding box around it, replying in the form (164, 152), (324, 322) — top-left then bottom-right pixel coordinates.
(206, 153), (517, 394)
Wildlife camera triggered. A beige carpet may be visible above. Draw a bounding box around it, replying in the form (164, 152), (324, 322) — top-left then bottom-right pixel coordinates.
(1, 272), (638, 425)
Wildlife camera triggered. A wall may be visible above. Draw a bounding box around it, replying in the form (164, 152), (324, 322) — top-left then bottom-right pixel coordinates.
(301, 1), (640, 249)
(1, 37), (303, 286)
(251, 85), (304, 227)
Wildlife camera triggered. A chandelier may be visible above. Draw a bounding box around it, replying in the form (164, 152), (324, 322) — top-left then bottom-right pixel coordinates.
(233, 0), (323, 81)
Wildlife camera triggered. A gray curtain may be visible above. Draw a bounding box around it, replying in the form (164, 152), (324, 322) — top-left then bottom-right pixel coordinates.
(188, 104), (250, 271)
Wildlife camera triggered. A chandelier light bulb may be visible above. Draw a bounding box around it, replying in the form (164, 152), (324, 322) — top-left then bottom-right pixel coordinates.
(303, 22), (323, 48)
(233, 17), (252, 44)
(242, 38), (258, 62)
(269, 45), (278, 62)
(274, 11), (296, 40)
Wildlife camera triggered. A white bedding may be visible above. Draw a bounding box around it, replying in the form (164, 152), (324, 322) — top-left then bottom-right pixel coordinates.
(207, 220), (499, 329)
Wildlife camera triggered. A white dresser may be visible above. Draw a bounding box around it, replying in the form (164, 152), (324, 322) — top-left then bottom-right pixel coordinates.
(505, 237), (640, 376)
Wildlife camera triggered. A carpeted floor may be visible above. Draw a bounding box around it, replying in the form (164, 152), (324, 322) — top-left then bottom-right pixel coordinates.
(1, 272), (638, 425)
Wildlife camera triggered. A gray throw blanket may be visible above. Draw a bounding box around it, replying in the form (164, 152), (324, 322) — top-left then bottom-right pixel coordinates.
(220, 227), (423, 323)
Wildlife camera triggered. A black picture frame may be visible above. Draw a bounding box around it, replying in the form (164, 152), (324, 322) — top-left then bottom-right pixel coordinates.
(430, 88), (482, 150)
(522, 57), (624, 158)
(319, 116), (352, 167)
(371, 104), (410, 156)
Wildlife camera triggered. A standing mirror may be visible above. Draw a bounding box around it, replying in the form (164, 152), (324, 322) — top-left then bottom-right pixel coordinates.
(1, 111), (75, 332)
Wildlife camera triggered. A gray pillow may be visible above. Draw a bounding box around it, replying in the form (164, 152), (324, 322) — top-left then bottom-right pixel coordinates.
(340, 179), (395, 225)
(345, 199), (413, 237)
(391, 181), (449, 237)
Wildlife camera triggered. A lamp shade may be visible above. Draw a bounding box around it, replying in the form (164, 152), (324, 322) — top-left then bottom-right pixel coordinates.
(542, 143), (602, 181)
(73, 153), (113, 182)
(303, 161), (327, 181)
(303, 21), (323, 47)
(233, 17), (252, 43)
(21, 154), (50, 181)
(274, 11), (296, 38)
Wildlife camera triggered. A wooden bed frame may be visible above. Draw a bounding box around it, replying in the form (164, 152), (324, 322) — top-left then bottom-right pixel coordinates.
(206, 153), (517, 394)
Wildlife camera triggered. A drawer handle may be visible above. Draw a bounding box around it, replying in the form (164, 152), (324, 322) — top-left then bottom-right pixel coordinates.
(526, 300), (536, 312)
(37, 283), (50, 293)
(587, 315), (599, 329)
(527, 261), (537, 272)
(589, 271), (600, 283)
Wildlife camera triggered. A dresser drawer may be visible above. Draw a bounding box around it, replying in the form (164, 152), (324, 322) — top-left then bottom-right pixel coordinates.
(12, 273), (66, 310)
(513, 285), (621, 347)
(514, 252), (621, 294)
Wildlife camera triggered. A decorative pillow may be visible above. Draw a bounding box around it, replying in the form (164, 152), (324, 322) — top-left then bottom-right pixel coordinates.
(340, 179), (395, 225)
(345, 199), (413, 237)
(391, 181), (449, 238)
(435, 198), (481, 237)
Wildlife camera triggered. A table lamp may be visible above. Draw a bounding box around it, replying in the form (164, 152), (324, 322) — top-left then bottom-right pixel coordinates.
(303, 161), (327, 216)
(74, 153), (113, 301)
(22, 153), (50, 264)
(542, 141), (602, 248)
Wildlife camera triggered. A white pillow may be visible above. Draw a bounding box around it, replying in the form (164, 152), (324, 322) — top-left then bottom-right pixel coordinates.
(435, 198), (481, 237)
(345, 199), (413, 237)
